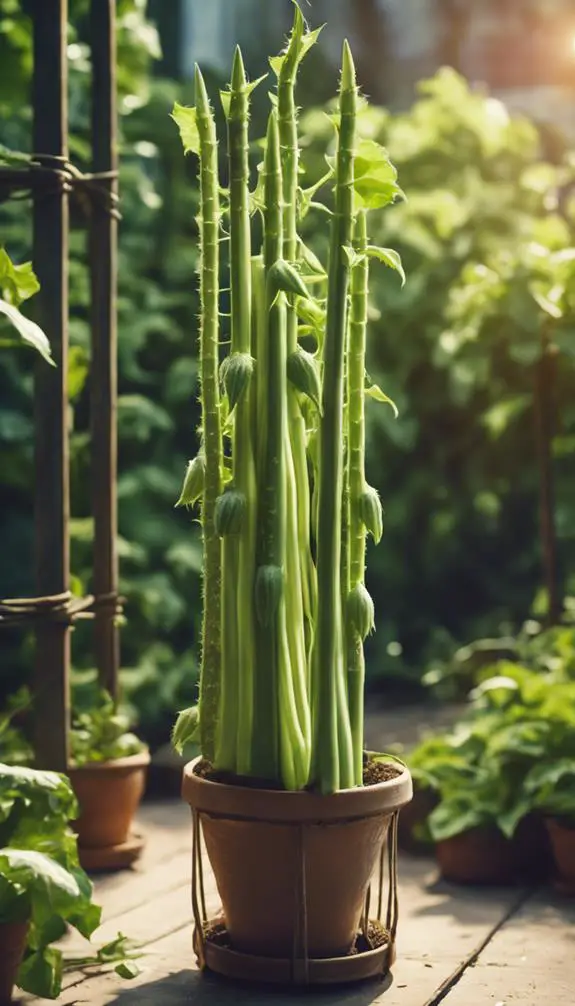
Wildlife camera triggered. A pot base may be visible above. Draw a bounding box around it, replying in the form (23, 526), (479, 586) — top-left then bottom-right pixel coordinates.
(78, 833), (144, 872)
(196, 917), (395, 986)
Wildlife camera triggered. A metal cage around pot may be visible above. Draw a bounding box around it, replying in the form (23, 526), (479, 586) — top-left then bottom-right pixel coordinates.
(190, 805), (401, 986)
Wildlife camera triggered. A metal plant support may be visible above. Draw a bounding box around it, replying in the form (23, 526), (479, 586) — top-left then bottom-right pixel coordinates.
(190, 809), (400, 985)
(0, 0), (120, 772)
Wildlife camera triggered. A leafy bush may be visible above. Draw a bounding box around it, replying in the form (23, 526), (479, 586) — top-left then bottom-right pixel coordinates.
(299, 69), (575, 682)
(70, 690), (145, 766)
(0, 764), (100, 998)
(408, 645), (575, 841)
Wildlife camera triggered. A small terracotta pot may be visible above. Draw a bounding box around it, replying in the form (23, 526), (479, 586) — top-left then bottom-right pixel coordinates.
(68, 751), (150, 850)
(0, 921), (28, 1005)
(436, 816), (553, 886)
(397, 784), (436, 855)
(436, 826), (518, 885)
(545, 817), (575, 892)
(182, 757), (412, 960)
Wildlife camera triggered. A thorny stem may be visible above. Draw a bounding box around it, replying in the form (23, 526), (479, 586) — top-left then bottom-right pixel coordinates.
(347, 209), (369, 785)
(194, 65), (223, 764)
(313, 42), (357, 794)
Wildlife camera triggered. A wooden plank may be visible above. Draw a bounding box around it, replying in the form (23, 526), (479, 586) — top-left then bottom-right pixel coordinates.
(92, 801), (192, 910)
(441, 890), (575, 1005)
(31, 0), (71, 772)
(32, 846), (519, 1005)
(89, 0), (120, 697)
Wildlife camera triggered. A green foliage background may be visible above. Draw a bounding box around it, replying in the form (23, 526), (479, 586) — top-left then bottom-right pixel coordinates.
(0, 3), (574, 747)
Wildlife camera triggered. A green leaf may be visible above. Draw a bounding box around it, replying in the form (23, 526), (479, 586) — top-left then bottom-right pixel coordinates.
(0, 249), (40, 306)
(175, 454), (205, 509)
(428, 799), (486, 842)
(172, 706), (200, 754)
(353, 140), (404, 210)
(115, 961), (141, 980)
(366, 245), (406, 286)
(68, 345), (90, 401)
(171, 102), (200, 155)
(18, 945), (62, 999)
(365, 382), (399, 418)
(0, 850), (80, 927)
(0, 297), (54, 364)
(524, 759), (575, 794)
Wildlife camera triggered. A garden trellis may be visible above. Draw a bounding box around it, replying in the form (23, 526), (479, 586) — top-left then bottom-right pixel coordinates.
(0, 0), (120, 772)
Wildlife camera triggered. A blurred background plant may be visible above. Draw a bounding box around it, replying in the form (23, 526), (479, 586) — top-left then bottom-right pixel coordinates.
(1, 0), (574, 753)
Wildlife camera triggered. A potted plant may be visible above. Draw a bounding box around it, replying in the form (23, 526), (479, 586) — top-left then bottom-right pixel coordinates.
(0, 684), (149, 871)
(0, 762), (101, 1001)
(0, 762), (141, 1001)
(170, 7), (412, 986)
(523, 763), (575, 895)
(67, 690), (150, 871)
(407, 666), (565, 884)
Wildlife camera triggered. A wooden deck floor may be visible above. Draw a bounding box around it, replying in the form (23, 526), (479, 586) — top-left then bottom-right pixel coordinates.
(21, 795), (575, 1006)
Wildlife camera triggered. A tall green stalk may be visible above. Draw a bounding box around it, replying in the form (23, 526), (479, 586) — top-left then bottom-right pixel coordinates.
(347, 210), (370, 786)
(173, 24), (404, 793)
(194, 66), (224, 763)
(215, 48), (257, 775)
(313, 42), (357, 794)
(277, 6), (316, 671)
(254, 111), (308, 789)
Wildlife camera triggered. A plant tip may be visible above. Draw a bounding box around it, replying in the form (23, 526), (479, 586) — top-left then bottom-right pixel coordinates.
(231, 45), (246, 89)
(341, 39), (356, 90)
(194, 64), (209, 106)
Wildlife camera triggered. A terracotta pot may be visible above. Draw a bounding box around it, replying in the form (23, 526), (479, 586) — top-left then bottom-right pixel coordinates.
(68, 751), (150, 850)
(0, 921), (28, 1005)
(397, 784), (436, 855)
(545, 817), (575, 892)
(436, 816), (553, 886)
(436, 826), (517, 885)
(182, 757), (412, 960)
(513, 813), (553, 882)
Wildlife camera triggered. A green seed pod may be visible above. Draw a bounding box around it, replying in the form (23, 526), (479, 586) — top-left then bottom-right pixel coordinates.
(359, 484), (383, 544)
(223, 351), (255, 410)
(346, 583), (375, 640)
(171, 705), (200, 754)
(287, 347), (322, 411)
(267, 259), (308, 299)
(214, 489), (246, 537)
(175, 453), (205, 508)
(255, 564), (284, 626)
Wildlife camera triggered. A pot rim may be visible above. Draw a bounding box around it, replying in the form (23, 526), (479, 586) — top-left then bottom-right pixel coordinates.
(68, 749), (151, 773)
(182, 755), (412, 823)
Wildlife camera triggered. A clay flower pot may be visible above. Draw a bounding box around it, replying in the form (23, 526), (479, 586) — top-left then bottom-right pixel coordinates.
(68, 751), (150, 871)
(183, 756), (412, 963)
(0, 921), (28, 1005)
(436, 826), (515, 885)
(436, 817), (552, 886)
(545, 817), (575, 894)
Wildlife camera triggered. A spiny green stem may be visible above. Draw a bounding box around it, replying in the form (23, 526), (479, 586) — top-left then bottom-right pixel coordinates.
(256, 110), (308, 789)
(347, 209), (369, 786)
(250, 255), (279, 780)
(313, 42), (357, 794)
(218, 47), (257, 775)
(195, 65), (223, 764)
(278, 5), (314, 769)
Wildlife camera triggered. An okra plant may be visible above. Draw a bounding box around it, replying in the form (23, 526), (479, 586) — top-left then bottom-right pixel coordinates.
(172, 6), (404, 793)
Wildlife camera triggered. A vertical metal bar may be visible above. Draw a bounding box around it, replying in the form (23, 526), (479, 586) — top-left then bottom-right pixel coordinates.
(90, 0), (119, 698)
(32, 0), (70, 771)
